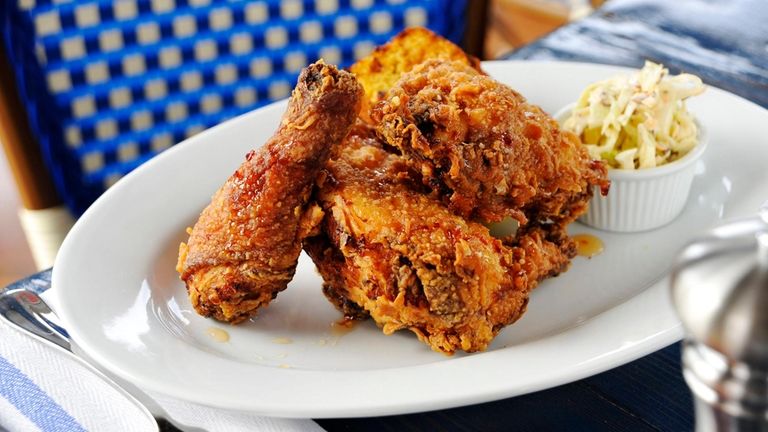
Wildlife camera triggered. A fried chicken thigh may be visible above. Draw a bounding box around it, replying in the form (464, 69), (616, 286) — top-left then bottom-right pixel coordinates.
(304, 129), (576, 354)
(372, 59), (609, 227)
(177, 62), (362, 323)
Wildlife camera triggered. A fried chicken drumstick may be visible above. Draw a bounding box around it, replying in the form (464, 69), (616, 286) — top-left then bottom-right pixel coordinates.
(177, 62), (362, 323)
(372, 59), (609, 227)
(304, 128), (577, 354)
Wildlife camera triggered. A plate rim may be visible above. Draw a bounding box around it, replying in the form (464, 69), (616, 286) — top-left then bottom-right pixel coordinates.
(52, 60), (765, 417)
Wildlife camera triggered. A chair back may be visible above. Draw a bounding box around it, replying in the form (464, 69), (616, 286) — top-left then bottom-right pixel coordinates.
(1, 0), (469, 214)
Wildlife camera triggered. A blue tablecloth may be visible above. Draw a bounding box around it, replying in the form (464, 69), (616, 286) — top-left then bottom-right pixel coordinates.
(319, 0), (767, 430)
(509, 0), (768, 110)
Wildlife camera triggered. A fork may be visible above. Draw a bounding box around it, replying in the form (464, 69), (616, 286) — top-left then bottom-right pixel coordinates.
(0, 288), (160, 431)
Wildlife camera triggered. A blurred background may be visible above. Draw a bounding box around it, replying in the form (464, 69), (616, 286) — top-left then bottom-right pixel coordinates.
(0, 0), (606, 286)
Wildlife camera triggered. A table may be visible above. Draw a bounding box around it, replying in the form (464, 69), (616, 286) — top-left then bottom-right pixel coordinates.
(12, 1), (767, 430)
(318, 0), (767, 430)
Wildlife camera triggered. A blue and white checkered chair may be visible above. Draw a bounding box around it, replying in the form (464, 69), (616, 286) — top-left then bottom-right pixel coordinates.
(1, 0), (478, 217)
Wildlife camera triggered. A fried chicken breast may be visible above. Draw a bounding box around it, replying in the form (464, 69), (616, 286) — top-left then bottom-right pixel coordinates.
(304, 129), (576, 354)
(177, 62), (362, 323)
(371, 59), (609, 227)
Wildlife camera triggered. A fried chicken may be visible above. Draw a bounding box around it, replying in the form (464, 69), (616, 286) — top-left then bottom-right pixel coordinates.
(176, 29), (608, 355)
(372, 59), (609, 228)
(304, 129), (576, 354)
(349, 27), (481, 123)
(177, 62), (362, 323)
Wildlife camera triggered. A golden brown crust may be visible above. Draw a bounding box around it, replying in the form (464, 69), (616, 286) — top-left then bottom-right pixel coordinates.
(349, 27), (481, 123)
(371, 59), (609, 228)
(176, 29), (607, 355)
(177, 62), (362, 323)
(304, 131), (575, 354)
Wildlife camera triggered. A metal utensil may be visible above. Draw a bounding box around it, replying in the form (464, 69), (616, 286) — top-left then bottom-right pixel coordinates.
(671, 211), (768, 431)
(0, 288), (160, 431)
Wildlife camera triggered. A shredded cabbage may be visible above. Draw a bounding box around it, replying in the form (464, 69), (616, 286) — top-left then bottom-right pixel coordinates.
(562, 61), (705, 170)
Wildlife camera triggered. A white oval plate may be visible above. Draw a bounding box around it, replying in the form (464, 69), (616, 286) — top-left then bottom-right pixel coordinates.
(53, 61), (768, 418)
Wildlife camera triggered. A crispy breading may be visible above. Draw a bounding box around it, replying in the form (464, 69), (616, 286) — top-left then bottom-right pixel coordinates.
(372, 59), (609, 228)
(177, 28), (608, 356)
(177, 62), (362, 323)
(304, 129), (576, 354)
(349, 27), (481, 122)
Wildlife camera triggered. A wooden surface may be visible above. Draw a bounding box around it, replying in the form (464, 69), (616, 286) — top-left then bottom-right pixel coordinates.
(485, 0), (570, 58)
(0, 41), (61, 210)
(462, 0), (490, 58)
(0, 152), (36, 287)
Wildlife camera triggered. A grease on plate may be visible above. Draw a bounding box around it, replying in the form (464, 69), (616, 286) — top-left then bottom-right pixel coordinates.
(206, 327), (230, 342)
(573, 234), (604, 258)
(330, 317), (358, 336)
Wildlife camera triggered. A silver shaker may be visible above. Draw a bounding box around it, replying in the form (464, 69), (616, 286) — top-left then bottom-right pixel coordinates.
(671, 212), (768, 431)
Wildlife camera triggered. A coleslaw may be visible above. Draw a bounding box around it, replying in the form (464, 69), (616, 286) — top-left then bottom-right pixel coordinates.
(562, 61), (705, 170)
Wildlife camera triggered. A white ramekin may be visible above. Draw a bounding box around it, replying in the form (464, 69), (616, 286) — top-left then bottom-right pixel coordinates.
(555, 104), (708, 233)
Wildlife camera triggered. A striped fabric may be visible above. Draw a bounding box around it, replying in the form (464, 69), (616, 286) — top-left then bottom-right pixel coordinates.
(0, 269), (326, 431)
(0, 270), (154, 431)
(0, 355), (88, 432)
(1, 0), (467, 214)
